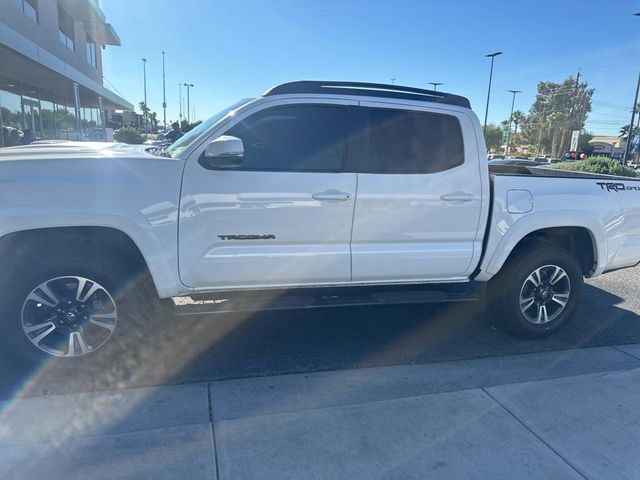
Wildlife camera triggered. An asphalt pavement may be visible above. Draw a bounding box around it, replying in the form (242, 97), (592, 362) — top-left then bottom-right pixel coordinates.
(0, 267), (639, 400)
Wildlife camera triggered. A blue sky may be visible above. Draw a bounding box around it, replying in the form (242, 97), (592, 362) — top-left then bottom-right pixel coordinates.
(101, 0), (640, 135)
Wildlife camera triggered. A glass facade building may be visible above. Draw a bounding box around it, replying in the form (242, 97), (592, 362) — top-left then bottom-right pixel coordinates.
(0, 0), (133, 146)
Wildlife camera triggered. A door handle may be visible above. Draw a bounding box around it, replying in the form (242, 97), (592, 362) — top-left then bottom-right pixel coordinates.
(312, 190), (352, 201)
(440, 192), (475, 203)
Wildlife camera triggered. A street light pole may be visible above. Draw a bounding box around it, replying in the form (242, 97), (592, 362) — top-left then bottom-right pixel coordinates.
(623, 72), (640, 165)
(506, 89), (521, 155)
(390, 77), (396, 85)
(183, 83), (194, 124)
(483, 51), (503, 133)
(429, 82), (443, 91)
(161, 51), (167, 132)
(141, 58), (147, 131)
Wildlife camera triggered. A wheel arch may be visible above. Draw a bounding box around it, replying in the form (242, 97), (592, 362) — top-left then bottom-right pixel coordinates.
(477, 214), (604, 280)
(502, 227), (597, 276)
(0, 224), (178, 298)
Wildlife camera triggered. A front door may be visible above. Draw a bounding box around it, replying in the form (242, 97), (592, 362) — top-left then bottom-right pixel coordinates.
(351, 103), (485, 282)
(179, 102), (357, 289)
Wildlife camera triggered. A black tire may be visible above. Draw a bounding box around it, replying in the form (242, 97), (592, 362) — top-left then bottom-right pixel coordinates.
(0, 250), (170, 361)
(490, 244), (583, 338)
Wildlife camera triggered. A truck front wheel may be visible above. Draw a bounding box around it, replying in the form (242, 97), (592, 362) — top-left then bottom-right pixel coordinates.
(492, 245), (583, 338)
(2, 252), (167, 359)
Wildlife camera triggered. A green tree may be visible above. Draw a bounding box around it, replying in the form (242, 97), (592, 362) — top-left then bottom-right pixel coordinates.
(578, 132), (593, 152)
(484, 123), (503, 153)
(511, 110), (526, 134)
(138, 101), (151, 131)
(114, 127), (144, 144)
(148, 111), (158, 130)
(547, 111), (565, 157)
(619, 124), (640, 140)
(181, 120), (202, 132)
(520, 76), (594, 156)
(138, 101), (150, 116)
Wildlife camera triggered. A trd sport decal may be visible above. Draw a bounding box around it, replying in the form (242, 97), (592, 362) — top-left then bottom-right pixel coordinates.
(596, 182), (640, 192)
(218, 234), (276, 240)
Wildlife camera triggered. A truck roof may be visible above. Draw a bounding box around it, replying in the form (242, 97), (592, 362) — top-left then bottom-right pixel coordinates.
(263, 81), (471, 109)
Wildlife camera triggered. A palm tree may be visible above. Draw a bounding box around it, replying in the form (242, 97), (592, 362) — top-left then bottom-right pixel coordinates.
(149, 111), (158, 130)
(619, 124), (640, 139)
(511, 111), (526, 134)
(138, 101), (151, 131)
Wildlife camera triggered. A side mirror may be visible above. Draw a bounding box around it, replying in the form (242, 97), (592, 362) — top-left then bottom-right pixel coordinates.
(199, 135), (244, 169)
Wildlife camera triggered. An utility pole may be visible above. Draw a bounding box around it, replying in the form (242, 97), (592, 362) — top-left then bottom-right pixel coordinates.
(161, 51), (167, 132)
(183, 83), (194, 124)
(141, 58), (147, 131)
(390, 77), (396, 85)
(623, 72), (640, 165)
(483, 51), (503, 133)
(536, 101), (547, 155)
(536, 87), (562, 155)
(505, 89), (521, 155)
(429, 82), (443, 91)
(178, 83), (182, 122)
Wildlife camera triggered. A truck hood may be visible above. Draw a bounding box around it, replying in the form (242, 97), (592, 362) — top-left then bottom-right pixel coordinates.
(0, 141), (155, 162)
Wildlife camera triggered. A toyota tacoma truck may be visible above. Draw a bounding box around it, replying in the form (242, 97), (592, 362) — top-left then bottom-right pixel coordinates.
(2, 81), (640, 359)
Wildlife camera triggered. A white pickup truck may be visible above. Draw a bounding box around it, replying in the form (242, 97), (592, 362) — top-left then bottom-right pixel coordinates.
(2, 81), (640, 359)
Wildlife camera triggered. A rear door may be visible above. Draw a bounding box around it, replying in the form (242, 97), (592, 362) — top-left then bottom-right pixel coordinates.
(351, 103), (484, 282)
(179, 100), (357, 289)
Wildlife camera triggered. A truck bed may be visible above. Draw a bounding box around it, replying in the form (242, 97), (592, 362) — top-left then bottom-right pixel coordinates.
(474, 167), (640, 282)
(488, 164), (640, 182)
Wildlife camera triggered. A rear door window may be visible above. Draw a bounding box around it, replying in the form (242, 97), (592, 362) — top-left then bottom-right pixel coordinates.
(363, 108), (464, 174)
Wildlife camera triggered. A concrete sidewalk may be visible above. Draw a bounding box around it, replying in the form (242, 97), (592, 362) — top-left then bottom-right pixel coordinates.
(2, 344), (640, 479)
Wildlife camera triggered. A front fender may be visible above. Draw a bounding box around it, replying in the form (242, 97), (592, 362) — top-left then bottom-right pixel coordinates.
(0, 203), (183, 298)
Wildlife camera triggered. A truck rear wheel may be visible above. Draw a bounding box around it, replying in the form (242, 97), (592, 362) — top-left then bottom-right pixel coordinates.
(1, 252), (167, 360)
(491, 244), (583, 338)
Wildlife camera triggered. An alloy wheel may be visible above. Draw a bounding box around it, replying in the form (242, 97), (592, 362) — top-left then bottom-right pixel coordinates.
(21, 276), (117, 357)
(519, 265), (571, 325)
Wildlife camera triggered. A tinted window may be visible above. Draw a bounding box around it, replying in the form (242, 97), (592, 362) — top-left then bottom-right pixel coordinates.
(58, 4), (75, 51)
(225, 105), (347, 171)
(366, 108), (464, 174)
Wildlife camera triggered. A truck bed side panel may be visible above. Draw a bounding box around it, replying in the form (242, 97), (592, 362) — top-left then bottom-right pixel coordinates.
(476, 174), (640, 280)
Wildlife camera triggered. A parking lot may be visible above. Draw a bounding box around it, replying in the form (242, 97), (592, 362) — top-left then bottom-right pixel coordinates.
(1, 267), (639, 401)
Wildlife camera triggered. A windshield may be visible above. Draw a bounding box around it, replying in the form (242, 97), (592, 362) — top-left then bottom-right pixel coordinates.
(165, 98), (254, 157)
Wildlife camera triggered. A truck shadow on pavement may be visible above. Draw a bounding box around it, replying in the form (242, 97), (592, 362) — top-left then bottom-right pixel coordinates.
(0, 283), (638, 401)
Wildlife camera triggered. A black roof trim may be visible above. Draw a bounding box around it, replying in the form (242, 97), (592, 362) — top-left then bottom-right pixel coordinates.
(263, 81), (471, 108)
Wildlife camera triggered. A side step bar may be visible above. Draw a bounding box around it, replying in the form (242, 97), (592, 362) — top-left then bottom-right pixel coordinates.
(174, 282), (485, 316)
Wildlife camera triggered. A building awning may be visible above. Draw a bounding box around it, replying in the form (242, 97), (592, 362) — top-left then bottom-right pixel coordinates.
(82, 22), (120, 46)
(0, 43), (133, 110)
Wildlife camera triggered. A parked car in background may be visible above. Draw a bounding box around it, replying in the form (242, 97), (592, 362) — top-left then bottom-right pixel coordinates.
(1, 125), (23, 147)
(531, 157), (561, 164)
(487, 154), (505, 160)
